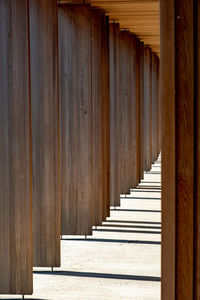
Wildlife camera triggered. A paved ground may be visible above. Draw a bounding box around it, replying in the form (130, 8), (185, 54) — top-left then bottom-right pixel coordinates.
(1, 156), (161, 300)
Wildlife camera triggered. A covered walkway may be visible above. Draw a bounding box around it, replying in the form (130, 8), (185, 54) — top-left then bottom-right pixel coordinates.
(1, 157), (161, 300)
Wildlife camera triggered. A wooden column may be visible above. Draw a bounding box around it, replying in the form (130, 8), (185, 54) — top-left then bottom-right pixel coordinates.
(151, 53), (158, 163)
(140, 42), (145, 178)
(129, 35), (137, 188)
(59, 5), (92, 235)
(109, 23), (121, 207)
(91, 8), (103, 225)
(135, 38), (142, 184)
(143, 47), (152, 171)
(101, 14), (110, 219)
(119, 31), (130, 194)
(29, 0), (60, 267)
(161, 0), (198, 298)
(0, 0), (32, 294)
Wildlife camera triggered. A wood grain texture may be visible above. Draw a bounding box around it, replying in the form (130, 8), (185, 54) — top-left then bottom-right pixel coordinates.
(175, 0), (194, 298)
(29, 0), (60, 267)
(161, 0), (176, 298)
(109, 23), (121, 206)
(195, 1), (200, 298)
(91, 8), (103, 225)
(59, 5), (92, 235)
(101, 14), (110, 219)
(0, 0), (32, 294)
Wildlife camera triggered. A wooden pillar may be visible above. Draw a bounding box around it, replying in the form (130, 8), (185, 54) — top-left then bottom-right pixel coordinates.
(0, 0), (32, 294)
(151, 53), (158, 163)
(109, 22), (121, 207)
(135, 38), (142, 184)
(161, 0), (198, 298)
(129, 35), (137, 188)
(101, 14), (110, 219)
(91, 8), (103, 225)
(119, 31), (130, 194)
(140, 42), (145, 178)
(29, 0), (60, 267)
(59, 5), (92, 235)
(143, 47), (152, 171)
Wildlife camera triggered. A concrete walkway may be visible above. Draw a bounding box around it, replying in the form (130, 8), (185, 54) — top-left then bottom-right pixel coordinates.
(1, 156), (161, 300)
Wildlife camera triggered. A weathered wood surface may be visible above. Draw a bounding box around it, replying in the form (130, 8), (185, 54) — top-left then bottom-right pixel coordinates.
(109, 23), (121, 206)
(59, 5), (92, 235)
(0, 0), (32, 294)
(101, 15), (110, 219)
(91, 9), (103, 225)
(29, 0), (60, 267)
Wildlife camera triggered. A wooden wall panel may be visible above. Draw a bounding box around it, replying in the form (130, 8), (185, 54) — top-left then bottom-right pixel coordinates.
(29, 0), (60, 267)
(91, 9), (103, 225)
(0, 0), (32, 294)
(109, 23), (121, 207)
(59, 5), (92, 235)
(101, 15), (110, 219)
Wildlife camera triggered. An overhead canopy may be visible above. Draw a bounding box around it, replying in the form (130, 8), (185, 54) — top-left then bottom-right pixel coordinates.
(59, 0), (160, 55)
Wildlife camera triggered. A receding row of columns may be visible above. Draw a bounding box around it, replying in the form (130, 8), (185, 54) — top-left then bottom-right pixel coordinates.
(0, 0), (160, 296)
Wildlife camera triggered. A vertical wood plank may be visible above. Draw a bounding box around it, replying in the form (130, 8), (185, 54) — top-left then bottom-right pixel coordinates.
(59, 5), (92, 235)
(0, 0), (32, 294)
(29, 0), (60, 267)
